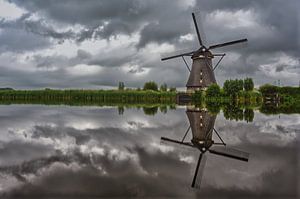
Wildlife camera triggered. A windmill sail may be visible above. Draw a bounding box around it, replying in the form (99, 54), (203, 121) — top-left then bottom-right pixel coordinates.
(160, 137), (195, 152)
(209, 146), (249, 162)
(192, 12), (203, 46)
(161, 50), (195, 61)
(209, 39), (248, 50)
(192, 153), (207, 189)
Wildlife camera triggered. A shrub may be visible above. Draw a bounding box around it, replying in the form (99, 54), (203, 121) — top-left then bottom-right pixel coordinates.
(244, 78), (254, 91)
(160, 83), (168, 92)
(206, 84), (221, 98)
(143, 81), (158, 91)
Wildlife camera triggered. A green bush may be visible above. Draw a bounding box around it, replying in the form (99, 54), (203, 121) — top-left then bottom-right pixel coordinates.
(143, 81), (158, 91)
(206, 84), (221, 98)
(160, 83), (168, 92)
(244, 78), (254, 91)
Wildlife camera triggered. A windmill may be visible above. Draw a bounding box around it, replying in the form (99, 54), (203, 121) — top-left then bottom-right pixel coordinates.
(161, 12), (248, 92)
(161, 107), (249, 188)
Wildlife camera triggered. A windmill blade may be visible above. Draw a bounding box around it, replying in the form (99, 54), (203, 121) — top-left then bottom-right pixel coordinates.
(191, 153), (207, 189)
(192, 13), (203, 46)
(161, 50), (195, 61)
(208, 39), (248, 50)
(160, 137), (194, 147)
(209, 146), (249, 162)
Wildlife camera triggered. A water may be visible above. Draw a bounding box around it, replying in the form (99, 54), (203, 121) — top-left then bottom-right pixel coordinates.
(0, 105), (299, 198)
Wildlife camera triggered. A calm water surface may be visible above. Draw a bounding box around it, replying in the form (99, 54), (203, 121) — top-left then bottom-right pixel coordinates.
(0, 105), (299, 198)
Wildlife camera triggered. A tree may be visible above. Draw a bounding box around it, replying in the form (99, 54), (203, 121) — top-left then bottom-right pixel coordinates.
(244, 108), (254, 123)
(143, 81), (158, 91)
(259, 84), (278, 95)
(160, 83), (168, 92)
(223, 79), (243, 97)
(118, 106), (124, 115)
(169, 87), (177, 92)
(237, 79), (244, 91)
(244, 78), (254, 91)
(223, 80), (231, 95)
(206, 84), (221, 98)
(143, 106), (158, 115)
(118, 82), (125, 90)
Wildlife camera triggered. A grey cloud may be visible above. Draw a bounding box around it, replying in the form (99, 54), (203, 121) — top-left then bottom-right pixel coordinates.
(7, 0), (193, 46)
(275, 65), (285, 72)
(76, 49), (92, 60)
(0, 140), (55, 166)
(0, 28), (50, 53)
(0, 13), (74, 48)
(0, 0), (299, 88)
(3, 151), (193, 198)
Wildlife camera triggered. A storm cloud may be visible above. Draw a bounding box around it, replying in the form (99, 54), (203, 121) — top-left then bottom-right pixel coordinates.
(0, 0), (299, 88)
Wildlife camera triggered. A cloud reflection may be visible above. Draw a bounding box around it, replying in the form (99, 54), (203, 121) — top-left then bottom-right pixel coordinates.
(0, 105), (298, 198)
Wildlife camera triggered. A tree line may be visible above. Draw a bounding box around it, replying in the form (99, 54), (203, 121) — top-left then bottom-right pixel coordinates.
(206, 78), (255, 98)
(118, 81), (176, 92)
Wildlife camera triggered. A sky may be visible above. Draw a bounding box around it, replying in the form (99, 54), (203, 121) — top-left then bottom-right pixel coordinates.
(0, 0), (299, 89)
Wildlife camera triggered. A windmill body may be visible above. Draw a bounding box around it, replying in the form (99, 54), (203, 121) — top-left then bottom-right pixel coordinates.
(187, 51), (216, 91)
(186, 107), (216, 148)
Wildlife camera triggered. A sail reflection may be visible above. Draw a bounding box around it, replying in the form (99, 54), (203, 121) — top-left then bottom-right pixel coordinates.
(161, 106), (250, 189)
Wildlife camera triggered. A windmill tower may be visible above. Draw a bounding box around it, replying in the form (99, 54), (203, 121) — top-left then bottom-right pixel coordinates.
(161, 107), (249, 188)
(161, 13), (248, 92)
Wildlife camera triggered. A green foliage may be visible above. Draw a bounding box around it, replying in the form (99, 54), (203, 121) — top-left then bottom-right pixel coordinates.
(169, 87), (177, 92)
(244, 78), (254, 91)
(118, 106), (124, 115)
(223, 79), (244, 97)
(259, 84), (300, 114)
(160, 83), (168, 92)
(0, 89), (177, 105)
(259, 84), (278, 95)
(143, 106), (158, 115)
(118, 82), (125, 90)
(244, 108), (254, 123)
(159, 105), (168, 114)
(143, 81), (158, 91)
(206, 84), (221, 98)
(192, 91), (203, 103)
(223, 105), (244, 121)
(206, 101), (221, 115)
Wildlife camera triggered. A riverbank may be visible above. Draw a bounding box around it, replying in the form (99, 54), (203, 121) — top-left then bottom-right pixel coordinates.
(0, 89), (177, 104)
(0, 85), (299, 115)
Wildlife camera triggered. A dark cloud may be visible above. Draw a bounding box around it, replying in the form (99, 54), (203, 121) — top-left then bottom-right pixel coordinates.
(0, 140), (55, 166)
(0, 28), (50, 53)
(0, 0), (299, 88)
(7, 0), (192, 45)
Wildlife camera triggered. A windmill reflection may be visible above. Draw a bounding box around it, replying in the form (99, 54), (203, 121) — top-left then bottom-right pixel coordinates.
(161, 106), (250, 189)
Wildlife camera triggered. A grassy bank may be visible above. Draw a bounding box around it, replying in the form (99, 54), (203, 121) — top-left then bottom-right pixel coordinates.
(0, 89), (177, 104)
(259, 85), (300, 114)
(0, 84), (299, 115)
